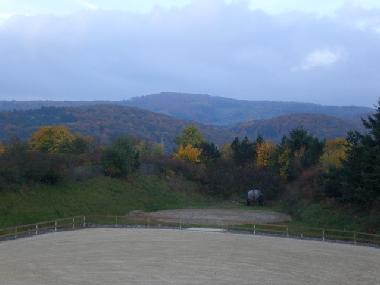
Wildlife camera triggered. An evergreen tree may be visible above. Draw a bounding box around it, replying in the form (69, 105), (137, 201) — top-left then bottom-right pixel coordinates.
(340, 100), (380, 205)
(198, 142), (220, 163)
(277, 128), (324, 180)
(230, 137), (255, 167)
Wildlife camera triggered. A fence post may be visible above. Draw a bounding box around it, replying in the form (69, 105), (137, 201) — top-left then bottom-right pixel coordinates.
(286, 227), (289, 237)
(253, 224), (256, 235)
(55, 220), (57, 232)
(72, 217), (75, 230)
(35, 224), (39, 235)
(14, 227), (17, 239)
(179, 218), (182, 230)
(322, 229), (325, 241)
(83, 216), (86, 228)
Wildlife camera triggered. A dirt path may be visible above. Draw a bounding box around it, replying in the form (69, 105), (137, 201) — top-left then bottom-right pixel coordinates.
(129, 209), (291, 225)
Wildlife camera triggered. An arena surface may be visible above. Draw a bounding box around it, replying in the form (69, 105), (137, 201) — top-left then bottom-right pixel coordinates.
(0, 228), (379, 285)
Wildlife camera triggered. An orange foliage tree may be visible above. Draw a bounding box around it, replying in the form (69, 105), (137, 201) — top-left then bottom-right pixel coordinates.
(29, 125), (90, 153)
(174, 144), (202, 163)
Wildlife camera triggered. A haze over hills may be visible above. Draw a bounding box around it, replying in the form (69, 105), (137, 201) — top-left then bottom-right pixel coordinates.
(125, 93), (373, 126)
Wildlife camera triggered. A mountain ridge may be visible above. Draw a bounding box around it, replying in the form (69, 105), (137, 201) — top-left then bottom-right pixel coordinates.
(0, 104), (366, 149)
(124, 92), (373, 125)
(0, 92), (373, 127)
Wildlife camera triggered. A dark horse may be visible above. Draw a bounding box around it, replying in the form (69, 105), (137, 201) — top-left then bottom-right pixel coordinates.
(247, 189), (264, 206)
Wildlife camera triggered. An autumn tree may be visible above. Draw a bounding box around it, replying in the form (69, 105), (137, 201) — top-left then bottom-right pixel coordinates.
(175, 125), (204, 147)
(320, 138), (347, 170)
(174, 144), (202, 163)
(29, 126), (91, 154)
(256, 140), (275, 169)
(277, 146), (291, 180)
(220, 143), (233, 160)
(174, 125), (204, 163)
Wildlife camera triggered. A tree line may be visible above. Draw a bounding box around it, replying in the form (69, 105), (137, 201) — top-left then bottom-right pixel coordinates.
(0, 100), (379, 229)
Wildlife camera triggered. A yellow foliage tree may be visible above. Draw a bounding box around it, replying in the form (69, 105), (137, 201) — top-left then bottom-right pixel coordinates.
(320, 138), (347, 170)
(278, 147), (291, 180)
(220, 143), (233, 160)
(256, 141), (275, 168)
(29, 125), (78, 153)
(174, 144), (202, 163)
(175, 125), (204, 147)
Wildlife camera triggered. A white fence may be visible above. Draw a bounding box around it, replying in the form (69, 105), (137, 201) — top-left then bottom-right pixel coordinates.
(1, 215), (379, 248)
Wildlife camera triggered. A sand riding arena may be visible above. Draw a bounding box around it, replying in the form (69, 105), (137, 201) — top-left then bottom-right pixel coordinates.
(0, 212), (379, 285)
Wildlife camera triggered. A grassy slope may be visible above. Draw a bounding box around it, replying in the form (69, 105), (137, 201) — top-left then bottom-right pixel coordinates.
(0, 176), (211, 228)
(280, 201), (377, 233)
(0, 175), (377, 233)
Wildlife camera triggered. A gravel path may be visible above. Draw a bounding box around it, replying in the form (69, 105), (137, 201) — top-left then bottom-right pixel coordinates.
(0, 228), (378, 285)
(133, 208), (291, 225)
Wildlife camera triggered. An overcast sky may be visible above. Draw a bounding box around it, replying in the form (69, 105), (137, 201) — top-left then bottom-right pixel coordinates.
(0, 0), (379, 106)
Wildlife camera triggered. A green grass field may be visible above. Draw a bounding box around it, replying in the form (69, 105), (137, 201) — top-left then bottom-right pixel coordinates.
(0, 175), (212, 228)
(0, 175), (377, 234)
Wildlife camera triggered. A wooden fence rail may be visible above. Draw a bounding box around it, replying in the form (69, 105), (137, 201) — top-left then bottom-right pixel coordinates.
(1, 215), (379, 248)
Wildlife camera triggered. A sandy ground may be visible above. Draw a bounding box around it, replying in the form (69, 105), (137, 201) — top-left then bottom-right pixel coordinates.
(0, 228), (379, 285)
(130, 209), (292, 225)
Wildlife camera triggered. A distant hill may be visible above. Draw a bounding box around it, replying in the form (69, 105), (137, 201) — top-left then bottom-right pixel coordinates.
(234, 113), (364, 142)
(1, 93), (373, 127)
(0, 105), (365, 148)
(124, 92), (372, 126)
(0, 105), (232, 150)
(0, 101), (108, 111)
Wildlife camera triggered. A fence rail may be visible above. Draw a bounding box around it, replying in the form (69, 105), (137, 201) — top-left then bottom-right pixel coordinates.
(1, 215), (379, 248)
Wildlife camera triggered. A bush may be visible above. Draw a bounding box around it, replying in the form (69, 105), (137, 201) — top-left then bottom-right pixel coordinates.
(101, 137), (139, 178)
(0, 146), (68, 189)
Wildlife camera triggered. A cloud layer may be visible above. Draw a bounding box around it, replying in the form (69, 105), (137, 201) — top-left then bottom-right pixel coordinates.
(294, 49), (342, 71)
(0, 1), (379, 106)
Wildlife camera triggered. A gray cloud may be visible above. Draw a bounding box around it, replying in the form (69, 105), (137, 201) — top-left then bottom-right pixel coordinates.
(0, 1), (379, 106)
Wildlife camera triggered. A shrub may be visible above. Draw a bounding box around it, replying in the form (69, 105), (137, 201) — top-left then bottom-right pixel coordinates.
(101, 137), (139, 178)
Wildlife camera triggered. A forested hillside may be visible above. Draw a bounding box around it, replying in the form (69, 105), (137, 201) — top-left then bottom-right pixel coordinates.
(235, 113), (363, 142)
(125, 92), (372, 125)
(0, 104), (366, 148)
(0, 101), (108, 111)
(0, 105), (232, 150)
(0, 93), (372, 127)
